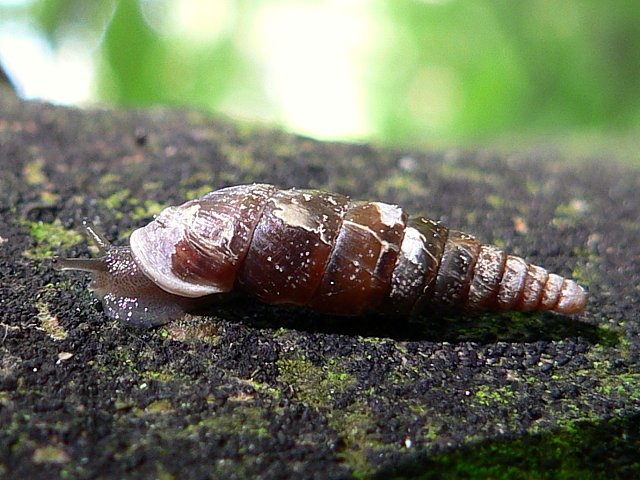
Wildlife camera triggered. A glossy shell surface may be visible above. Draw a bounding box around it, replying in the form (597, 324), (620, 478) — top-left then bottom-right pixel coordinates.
(129, 184), (587, 317)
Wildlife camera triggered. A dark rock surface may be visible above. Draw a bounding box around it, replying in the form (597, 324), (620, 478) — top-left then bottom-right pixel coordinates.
(1, 88), (638, 479)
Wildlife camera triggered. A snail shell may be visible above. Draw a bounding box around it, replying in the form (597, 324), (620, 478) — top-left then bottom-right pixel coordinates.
(57, 184), (587, 328)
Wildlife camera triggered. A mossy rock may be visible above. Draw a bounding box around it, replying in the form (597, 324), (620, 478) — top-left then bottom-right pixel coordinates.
(0, 88), (638, 479)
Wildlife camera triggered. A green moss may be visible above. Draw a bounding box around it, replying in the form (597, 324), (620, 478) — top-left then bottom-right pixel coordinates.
(272, 327), (290, 337)
(590, 370), (640, 403)
(98, 172), (124, 187)
(24, 219), (83, 259)
(328, 407), (380, 479)
(379, 416), (640, 479)
(234, 378), (282, 402)
(591, 324), (622, 349)
(276, 355), (355, 408)
(232, 118), (265, 140)
(277, 349), (394, 477)
(439, 312), (536, 343)
(145, 399), (173, 414)
(275, 352), (415, 477)
(385, 363), (420, 387)
(132, 199), (166, 220)
(191, 405), (270, 438)
(474, 385), (517, 407)
(36, 301), (67, 341)
(436, 163), (501, 185)
(524, 179), (541, 196)
(23, 158), (47, 185)
(103, 189), (131, 217)
(141, 180), (165, 195)
(220, 143), (259, 171)
(434, 310), (620, 346)
(144, 369), (178, 384)
(153, 469), (175, 480)
(485, 193), (507, 209)
(593, 373), (640, 398)
(32, 445), (70, 464)
(617, 375), (640, 396)
(421, 422), (444, 442)
(110, 345), (140, 371)
(490, 237), (507, 250)
(164, 315), (220, 344)
(9, 429), (34, 456)
(374, 174), (425, 202)
(114, 399), (134, 411)
(183, 184), (215, 201)
(552, 199), (589, 228)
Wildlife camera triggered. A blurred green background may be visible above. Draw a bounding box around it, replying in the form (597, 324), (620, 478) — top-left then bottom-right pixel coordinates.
(1, 0), (639, 158)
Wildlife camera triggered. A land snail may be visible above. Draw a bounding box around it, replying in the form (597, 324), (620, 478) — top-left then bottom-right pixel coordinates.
(56, 184), (587, 328)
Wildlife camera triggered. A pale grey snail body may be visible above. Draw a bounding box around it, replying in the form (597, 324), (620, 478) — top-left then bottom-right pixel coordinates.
(58, 184), (587, 328)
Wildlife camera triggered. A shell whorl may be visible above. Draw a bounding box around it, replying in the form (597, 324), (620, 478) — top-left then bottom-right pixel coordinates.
(129, 184), (587, 316)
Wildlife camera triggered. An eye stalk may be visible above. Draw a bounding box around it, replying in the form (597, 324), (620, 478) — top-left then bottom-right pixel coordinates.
(54, 219), (109, 273)
(54, 219), (190, 328)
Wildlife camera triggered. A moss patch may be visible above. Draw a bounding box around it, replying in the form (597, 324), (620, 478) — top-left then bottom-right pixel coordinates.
(32, 445), (70, 465)
(552, 198), (590, 228)
(277, 355), (355, 408)
(190, 405), (270, 438)
(473, 385), (517, 407)
(23, 158), (48, 186)
(36, 300), (67, 341)
(24, 219), (83, 259)
(376, 415), (640, 479)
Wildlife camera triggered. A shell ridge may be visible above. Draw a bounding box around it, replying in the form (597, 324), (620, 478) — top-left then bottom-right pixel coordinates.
(306, 196), (352, 302)
(231, 184), (280, 288)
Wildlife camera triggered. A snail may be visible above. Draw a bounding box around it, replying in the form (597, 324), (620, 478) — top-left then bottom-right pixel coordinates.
(57, 184), (587, 328)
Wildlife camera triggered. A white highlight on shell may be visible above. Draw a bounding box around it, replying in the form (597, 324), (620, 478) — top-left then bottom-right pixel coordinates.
(371, 202), (404, 228)
(399, 227), (426, 266)
(389, 226), (428, 299)
(271, 195), (330, 244)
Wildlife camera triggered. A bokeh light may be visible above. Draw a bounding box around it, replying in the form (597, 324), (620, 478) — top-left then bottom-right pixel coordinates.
(1, 0), (639, 155)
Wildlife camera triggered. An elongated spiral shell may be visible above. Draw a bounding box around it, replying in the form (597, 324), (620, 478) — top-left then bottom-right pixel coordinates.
(57, 184), (587, 327)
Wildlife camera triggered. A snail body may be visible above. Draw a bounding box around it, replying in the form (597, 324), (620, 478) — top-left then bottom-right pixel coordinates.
(58, 184), (587, 328)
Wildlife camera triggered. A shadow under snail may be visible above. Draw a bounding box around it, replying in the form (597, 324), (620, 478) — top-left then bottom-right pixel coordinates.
(56, 184), (587, 328)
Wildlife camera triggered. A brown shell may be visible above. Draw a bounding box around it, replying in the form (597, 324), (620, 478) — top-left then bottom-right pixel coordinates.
(132, 184), (587, 316)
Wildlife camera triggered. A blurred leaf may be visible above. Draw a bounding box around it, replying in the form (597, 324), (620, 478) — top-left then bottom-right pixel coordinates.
(100, 0), (162, 104)
(5, 0), (640, 150)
